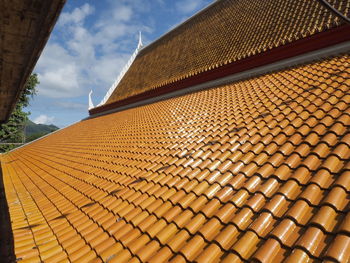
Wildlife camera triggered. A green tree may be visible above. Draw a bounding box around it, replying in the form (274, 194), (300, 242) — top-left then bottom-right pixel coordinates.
(0, 74), (39, 153)
(26, 132), (48, 143)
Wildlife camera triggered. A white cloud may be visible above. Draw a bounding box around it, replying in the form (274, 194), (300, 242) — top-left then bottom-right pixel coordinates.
(112, 5), (133, 22)
(59, 3), (94, 26)
(91, 54), (130, 84)
(56, 101), (86, 110)
(176, 0), (207, 14)
(31, 1), (210, 127)
(33, 114), (55, 125)
(35, 2), (146, 101)
(36, 44), (81, 98)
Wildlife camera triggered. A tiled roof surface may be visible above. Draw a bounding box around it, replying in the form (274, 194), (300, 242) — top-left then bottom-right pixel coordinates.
(1, 54), (350, 262)
(105, 0), (349, 105)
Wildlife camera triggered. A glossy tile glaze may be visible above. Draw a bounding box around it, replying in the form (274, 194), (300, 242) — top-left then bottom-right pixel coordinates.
(106, 0), (349, 104)
(1, 54), (350, 262)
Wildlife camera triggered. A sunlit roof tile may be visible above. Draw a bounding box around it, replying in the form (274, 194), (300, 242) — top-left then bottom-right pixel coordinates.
(1, 53), (350, 262)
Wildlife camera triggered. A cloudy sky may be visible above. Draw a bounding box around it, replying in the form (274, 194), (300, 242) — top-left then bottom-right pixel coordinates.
(28, 0), (213, 127)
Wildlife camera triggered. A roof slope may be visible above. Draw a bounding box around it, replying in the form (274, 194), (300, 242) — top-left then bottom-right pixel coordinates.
(1, 54), (350, 262)
(103, 0), (348, 106)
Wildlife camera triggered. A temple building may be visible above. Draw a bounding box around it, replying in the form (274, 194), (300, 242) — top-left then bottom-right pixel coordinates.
(1, 0), (350, 262)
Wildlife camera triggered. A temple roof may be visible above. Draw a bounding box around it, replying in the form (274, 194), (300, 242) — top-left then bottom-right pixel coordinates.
(1, 0), (350, 262)
(1, 53), (350, 262)
(94, 0), (348, 110)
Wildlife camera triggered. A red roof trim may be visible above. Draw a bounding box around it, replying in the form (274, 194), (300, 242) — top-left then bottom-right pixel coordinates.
(90, 24), (350, 116)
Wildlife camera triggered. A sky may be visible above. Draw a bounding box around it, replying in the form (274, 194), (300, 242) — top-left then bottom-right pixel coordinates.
(27, 0), (213, 128)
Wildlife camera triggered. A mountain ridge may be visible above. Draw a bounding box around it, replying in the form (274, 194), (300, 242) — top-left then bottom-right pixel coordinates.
(25, 120), (59, 142)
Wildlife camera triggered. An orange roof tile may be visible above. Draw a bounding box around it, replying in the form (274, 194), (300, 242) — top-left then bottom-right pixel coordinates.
(1, 54), (350, 262)
(103, 0), (349, 106)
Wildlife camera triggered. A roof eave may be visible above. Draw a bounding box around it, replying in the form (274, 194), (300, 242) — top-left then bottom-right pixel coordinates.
(1, 0), (67, 122)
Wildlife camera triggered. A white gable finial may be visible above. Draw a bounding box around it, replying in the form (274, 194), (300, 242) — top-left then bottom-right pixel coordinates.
(138, 31), (143, 49)
(97, 32), (144, 107)
(88, 90), (94, 110)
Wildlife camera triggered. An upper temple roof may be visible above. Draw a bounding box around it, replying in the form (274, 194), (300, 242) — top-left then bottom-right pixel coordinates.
(94, 0), (348, 109)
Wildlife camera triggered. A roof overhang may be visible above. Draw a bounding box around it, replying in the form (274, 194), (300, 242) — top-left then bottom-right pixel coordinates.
(0, 0), (66, 123)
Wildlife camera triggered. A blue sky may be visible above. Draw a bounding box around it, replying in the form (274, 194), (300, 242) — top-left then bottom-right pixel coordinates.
(27, 0), (213, 127)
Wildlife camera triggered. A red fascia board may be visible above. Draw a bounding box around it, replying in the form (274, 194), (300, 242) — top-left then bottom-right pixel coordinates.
(90, 24), (350, 116)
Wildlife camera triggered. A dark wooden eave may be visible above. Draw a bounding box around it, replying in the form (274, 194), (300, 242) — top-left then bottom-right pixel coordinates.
(0, 0), (66, 123)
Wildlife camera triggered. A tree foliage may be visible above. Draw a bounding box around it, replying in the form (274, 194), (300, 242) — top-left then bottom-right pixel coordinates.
(0, 74), (39, 153)
(26, 132), (48, 143)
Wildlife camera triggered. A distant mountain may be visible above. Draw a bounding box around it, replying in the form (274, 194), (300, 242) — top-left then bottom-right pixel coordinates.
(25, 120), (59, 142)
